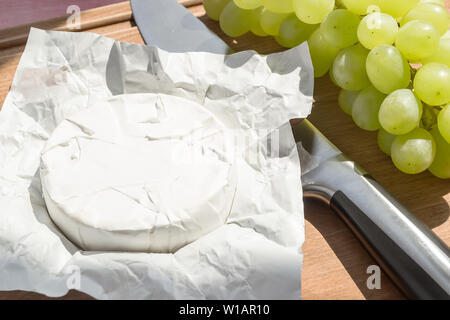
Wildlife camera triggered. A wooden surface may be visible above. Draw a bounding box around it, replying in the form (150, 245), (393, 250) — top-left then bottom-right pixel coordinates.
(0, 0), (125, 30)
(0, 0), (449, 300)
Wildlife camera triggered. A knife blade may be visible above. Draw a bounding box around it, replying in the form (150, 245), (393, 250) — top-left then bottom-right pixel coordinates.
(131, 0), (230, 54)
(131, 0), (450, 299)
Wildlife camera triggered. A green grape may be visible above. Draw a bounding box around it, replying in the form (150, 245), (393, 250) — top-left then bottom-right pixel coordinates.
(357, 13), (398, 50)
(421, 105), (439, 130)
(378, 0), (419, 18)
(391, 128), (436, 174)
(260, 8), (289, 36)
(379, 89), (423, 135)
(250, 7), (268, 36)
(307, 28), (340, 77)
(422, 38), (450, 67)
(378, 129), (397, 156)
(234, 0), (262, 9)
(329, 67), (338, 85)
(429, 126), (450, 179)
(262, 0), (294, 13)
(293, 0), (335, 25)
(220, 2), (253, 37)
(402, 3), (450, 36)
(414, 63), (450, 106)
(335, 0), (346, 8)
(443, 30), (450, 40)
(332, 44), (371, 91)
(420, 0), (445, 6)
(352, 86), (385, 131)
(338, 89), (359, 115)
(204, 0), (232, 21)
(321, 9), (360, 49)
(366, 45), (411, 94)
(276, 14), (318, 48)
(341, 0), (376, 15)
(395, 20), (440, 62)
(438, 104), (450, 143)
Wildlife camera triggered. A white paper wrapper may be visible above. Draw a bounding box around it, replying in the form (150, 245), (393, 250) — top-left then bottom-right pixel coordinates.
(0, 28), (313, 299)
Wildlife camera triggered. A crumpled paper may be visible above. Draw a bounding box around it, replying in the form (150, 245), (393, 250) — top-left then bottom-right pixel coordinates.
(0, 28), (313, 299)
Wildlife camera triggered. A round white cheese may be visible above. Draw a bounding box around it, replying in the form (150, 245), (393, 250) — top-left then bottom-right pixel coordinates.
(40, 94), (237, 253)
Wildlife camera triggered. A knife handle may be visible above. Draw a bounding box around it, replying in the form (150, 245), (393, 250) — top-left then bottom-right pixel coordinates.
(304, 183), (450, 300)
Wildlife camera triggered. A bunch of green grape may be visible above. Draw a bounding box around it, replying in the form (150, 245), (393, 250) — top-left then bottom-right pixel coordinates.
(204, 0), (450, 179)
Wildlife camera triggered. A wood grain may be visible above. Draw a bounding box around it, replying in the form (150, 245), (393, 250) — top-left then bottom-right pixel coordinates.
(0, 0), (449, 300)
(0, 0), (126, 30)
(0, 0), (203, 49)
(0, 1), (132, 49)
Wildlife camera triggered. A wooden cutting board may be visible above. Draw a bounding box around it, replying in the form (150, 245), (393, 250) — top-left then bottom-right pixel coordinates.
(0, 0), (448, 300)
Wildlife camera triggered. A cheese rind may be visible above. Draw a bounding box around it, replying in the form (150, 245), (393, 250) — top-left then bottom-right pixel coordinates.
(40, 94), (237, 253)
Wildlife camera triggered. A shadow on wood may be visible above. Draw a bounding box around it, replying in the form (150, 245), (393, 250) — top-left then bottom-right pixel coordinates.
(303, 198), (405, 300)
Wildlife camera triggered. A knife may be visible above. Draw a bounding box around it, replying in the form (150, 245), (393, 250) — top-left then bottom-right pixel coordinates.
(130, 0), (450, 299)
